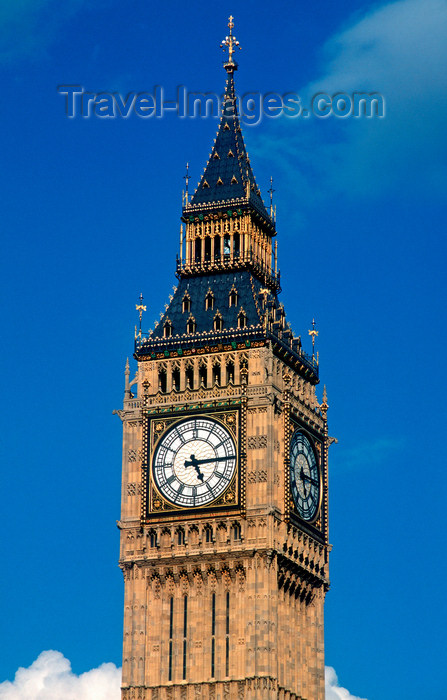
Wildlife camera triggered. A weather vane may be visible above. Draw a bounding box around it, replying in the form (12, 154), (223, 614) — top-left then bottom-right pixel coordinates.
(135, 292), (147, 339)
(308, 318), (318, 358)
(220, 15), (241, 68)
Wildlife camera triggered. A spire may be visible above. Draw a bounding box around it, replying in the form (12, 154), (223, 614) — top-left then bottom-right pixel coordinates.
(187, 17), (271, 224)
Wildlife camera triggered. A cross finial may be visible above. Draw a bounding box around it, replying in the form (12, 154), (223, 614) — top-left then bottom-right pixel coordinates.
(308, 318), (319, 358)
(220, 15), (241, 71)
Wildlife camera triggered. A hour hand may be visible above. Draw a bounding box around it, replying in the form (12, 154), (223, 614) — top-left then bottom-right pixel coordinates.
(184, 454), (204, 481)
(299, 467), (307, 496)
(301, 471), (318, 486)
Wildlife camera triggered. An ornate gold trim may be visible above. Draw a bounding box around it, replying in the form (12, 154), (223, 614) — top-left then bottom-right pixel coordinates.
(143, 408), (241, 522)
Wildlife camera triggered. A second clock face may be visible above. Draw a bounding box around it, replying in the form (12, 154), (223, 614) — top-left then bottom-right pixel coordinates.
(290, 431), (320, 521)
(152, 417), (237, 508)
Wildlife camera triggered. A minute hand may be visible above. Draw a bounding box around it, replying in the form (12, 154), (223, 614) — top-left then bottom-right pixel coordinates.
(184, 455), (232, 467)
(301, 474), (319, 486)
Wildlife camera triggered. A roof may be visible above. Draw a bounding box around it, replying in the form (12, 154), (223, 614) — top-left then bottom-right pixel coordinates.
(135, 269), (319, 383)
(150, 270), (264, 338)
(187, 69), (272, 224)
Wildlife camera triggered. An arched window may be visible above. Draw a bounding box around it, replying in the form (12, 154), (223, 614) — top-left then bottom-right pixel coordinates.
(229, 289), (238, 307)
(204, 525), (213, 543)
(163, 320), (172, 338)
(158, 369), (167, 393)
(224, 233), (231, 256)
(204, 236), (211, 261)
(195, 238), (201, 262)
(199, 364), (207, 388)
(185, 365), (194, 389)
(177, 528), (185, 545)
(205, 291), (214, 310)
(226, 360), (234, 384)
(213, 312), (223, 332)
(233, 231), (240, 258)
(214, 235), (221, 261)
(232, 523), (241, 540)
(182, 595), (188, 680)
(238, 310), (247, 329)
(187, 316), (196, 334)
(279, 306), (286, 328)
(212, 363), (221, 386)
(172, 368), (180, 391)
(182, 293), (191, 313)
(149, 530), (157, 548)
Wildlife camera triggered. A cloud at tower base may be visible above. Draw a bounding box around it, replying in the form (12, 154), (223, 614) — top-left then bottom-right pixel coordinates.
(325, 666), (367, 700)
(0, 651), (121, 700)
(0, 651), (365, 700)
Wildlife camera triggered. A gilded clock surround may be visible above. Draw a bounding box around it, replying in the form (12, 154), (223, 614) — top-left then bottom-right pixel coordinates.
(116, 17), (331, 700)
(289, 430), (321, 523)
(145, 408), (241, 518)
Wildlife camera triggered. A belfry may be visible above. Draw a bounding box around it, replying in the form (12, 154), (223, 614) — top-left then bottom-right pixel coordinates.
(117, 17), (330, 700)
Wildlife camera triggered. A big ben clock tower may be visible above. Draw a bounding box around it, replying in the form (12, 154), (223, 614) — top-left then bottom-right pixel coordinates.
(117, 17), (330, 700)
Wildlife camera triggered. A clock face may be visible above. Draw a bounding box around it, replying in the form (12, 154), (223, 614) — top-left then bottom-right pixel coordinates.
(152, 417), (237, 508)
(290, 431), (320, 521)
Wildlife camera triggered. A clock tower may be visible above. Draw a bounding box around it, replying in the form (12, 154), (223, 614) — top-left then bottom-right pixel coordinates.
(117, 18), (330, 700)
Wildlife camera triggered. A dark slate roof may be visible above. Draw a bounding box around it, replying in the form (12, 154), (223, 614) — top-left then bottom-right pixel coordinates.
(137, 270), (319, 382)
(151, 270), (267, 338)
(188, 70), (271, 223)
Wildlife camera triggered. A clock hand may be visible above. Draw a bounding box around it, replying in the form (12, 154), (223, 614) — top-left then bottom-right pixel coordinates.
(299, 467), (307, 497)
(185, 455), (230, 466)
(184, 454), (204, 482)
(301, 474), (319, 486)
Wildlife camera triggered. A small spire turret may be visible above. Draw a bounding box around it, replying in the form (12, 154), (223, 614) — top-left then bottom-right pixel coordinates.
(308, 318), (318, 359)
(183, 162), (190, 205)
(136, 293), (146, 339)
(268, 176), (275, 219)
(179, 224), (183, 265)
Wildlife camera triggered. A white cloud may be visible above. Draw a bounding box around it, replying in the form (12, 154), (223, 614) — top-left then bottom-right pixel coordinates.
(0, 652), (364, 700)
(253, 0), (447, 203)
(0, 651), (121, 700)
(325, 666), (367, 700)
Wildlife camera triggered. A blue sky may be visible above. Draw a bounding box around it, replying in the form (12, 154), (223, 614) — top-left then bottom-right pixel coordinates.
(0, 1), (446, 699)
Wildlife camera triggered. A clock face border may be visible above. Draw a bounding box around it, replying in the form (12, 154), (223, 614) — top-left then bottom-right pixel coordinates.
(144, 408), (240, 519)
(289, 427), (322, 525)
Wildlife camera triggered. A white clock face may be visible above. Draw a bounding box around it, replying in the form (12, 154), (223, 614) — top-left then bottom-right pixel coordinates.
(290, 431), (320, 521)
(152, 417), (237, 508)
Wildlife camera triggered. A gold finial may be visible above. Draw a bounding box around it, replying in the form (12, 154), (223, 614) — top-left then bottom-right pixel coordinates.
(308, 318), (318, 358)
(220, 15), (241, 70)
(322, 385), (329, 412)
(136, 293), (147, 338)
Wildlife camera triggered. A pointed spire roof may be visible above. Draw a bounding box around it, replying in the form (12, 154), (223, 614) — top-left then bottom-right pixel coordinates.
(186, 20), (272, 225)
